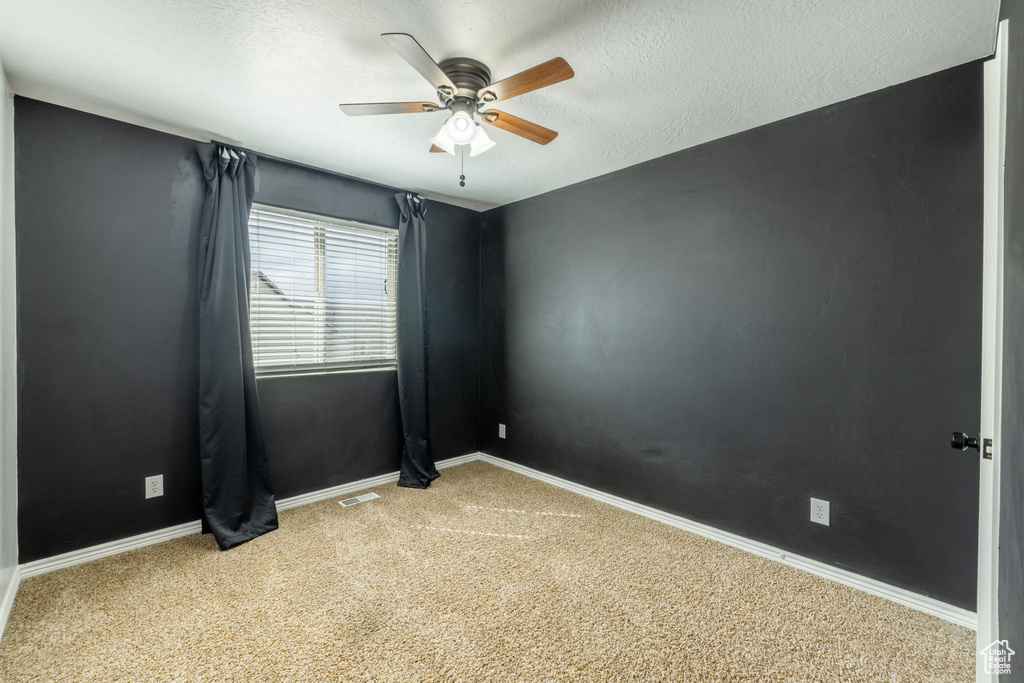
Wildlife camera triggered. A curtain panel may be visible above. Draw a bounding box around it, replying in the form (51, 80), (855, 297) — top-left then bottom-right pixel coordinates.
(197, 144), (279, 549)
(395, 193), (438, 488)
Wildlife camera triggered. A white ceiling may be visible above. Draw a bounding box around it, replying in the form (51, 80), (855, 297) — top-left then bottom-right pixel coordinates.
(0, 0), (1000, 211)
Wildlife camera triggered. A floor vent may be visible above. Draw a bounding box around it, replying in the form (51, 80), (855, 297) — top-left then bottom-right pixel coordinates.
(339, 492), (380, 507)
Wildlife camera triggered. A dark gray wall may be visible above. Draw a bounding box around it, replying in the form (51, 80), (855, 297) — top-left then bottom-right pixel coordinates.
(15, 98), (478, 563)
(480, 63), (984, 609)
(999, 1), (1024, 678)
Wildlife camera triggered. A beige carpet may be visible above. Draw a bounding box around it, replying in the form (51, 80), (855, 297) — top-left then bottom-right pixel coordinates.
(0, 461), (973, 682)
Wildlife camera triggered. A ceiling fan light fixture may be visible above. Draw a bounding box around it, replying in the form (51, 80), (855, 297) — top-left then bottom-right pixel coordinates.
(445, 111), (476, 144)
(429, 122), (457, 155)
(339, 35), (572, 158)
(469, 124), (495, 157)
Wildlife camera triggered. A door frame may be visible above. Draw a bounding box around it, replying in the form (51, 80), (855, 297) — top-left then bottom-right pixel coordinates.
(978, 17), (1007, 683)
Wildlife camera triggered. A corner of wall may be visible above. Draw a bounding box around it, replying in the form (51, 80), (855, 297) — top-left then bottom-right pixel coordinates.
(0, 58), (21, 637)
(475, 209), (485, 453)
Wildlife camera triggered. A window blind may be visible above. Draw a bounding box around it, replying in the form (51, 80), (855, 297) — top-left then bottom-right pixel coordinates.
(248, 205), (398, 376)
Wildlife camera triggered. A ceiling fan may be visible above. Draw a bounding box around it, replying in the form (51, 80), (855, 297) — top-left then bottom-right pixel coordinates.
(339, 33), (574, 158)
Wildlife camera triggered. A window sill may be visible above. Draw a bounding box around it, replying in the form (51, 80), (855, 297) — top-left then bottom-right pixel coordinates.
(255, 366), (397, 380)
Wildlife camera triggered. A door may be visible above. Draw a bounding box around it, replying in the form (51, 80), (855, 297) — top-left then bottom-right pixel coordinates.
(976, 17), (1007, 683)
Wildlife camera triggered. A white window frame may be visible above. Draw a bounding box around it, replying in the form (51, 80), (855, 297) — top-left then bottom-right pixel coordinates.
(247, 204), (398, 377)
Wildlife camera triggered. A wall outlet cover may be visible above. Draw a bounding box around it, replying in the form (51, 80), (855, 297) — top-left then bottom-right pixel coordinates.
(498, 423), (506, 439)
(145, 474), (163, 499)
(810, 497), (830, 526)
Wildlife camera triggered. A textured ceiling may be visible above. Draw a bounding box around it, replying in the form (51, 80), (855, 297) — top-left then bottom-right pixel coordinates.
(0, 0), (1000, 211)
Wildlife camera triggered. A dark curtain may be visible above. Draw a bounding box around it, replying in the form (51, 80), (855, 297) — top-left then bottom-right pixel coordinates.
(196, 144), (279, 549)
(395, 193), (439, 488)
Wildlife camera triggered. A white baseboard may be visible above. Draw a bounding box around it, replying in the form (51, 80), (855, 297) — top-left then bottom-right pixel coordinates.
(18, 452), (480, 579)
(276, 452), (479, 511)
(472, 452), (978, 630)
(20, 521), (203, 578)
(0, 566), (20, 637)
(15, 451), (976, 631)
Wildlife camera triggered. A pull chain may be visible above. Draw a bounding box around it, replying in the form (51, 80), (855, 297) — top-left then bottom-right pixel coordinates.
(459, 145), (466, 187)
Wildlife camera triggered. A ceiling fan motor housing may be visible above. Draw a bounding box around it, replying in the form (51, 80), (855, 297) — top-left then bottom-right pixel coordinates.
(438, 57), (492, 99)
(449, 99), (477, 119)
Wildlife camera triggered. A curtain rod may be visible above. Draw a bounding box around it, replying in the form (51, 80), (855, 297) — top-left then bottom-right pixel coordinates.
(209, 139), (416, 197)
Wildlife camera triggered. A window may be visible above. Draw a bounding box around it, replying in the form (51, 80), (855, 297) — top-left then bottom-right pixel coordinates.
(248, 205), (398, 376)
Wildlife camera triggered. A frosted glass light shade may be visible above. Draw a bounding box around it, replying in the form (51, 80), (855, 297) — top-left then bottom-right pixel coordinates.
(429, 122), (457, 155)
(445, 111), (476, 144)
(469, 124), (495, 157)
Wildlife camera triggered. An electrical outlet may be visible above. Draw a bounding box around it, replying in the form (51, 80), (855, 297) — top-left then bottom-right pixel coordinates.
(498, 423), (506, 439)
(145, 475), (163, 499)
(810, 497), (830, 526)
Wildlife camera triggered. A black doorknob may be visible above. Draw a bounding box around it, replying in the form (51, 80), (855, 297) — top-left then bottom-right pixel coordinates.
(951, 432), (980, 452)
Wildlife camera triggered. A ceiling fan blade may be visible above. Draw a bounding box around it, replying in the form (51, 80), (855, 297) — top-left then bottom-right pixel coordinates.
(429, 144), (446, 153)
(479, 58), (574, 103)
(481, 110), (558, 145)
(338, 101), (441, 116)
(381, 33), (458, 97)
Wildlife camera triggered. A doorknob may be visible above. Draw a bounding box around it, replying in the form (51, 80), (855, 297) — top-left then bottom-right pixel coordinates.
(951, 432), (980, 451)
(951, 432), (992, 459)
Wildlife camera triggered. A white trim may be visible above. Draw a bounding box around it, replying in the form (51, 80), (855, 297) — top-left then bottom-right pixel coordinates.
(17, 453), (481, 578)
(276, 452), (479, 511)
(257, 366), (396, 381)
(14, 450), (976, 631)
(19, 521), (202, 578)
(473, 453), (978, 630)
(0, 567), (20, 637)
(977, 20), (1009, 682)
